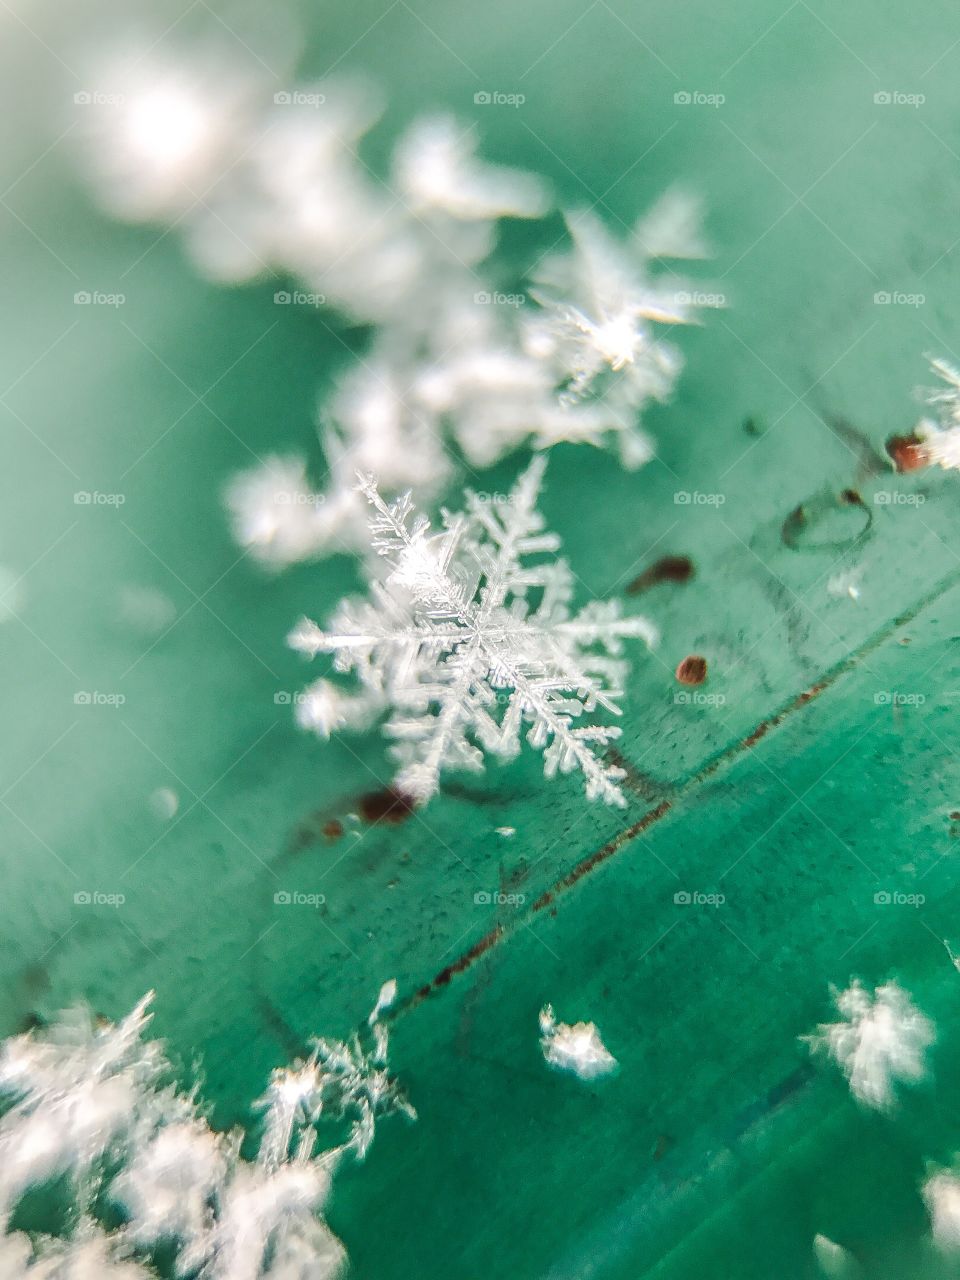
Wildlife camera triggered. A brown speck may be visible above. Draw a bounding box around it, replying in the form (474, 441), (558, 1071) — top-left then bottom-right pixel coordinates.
(626, 555), (695, 595)
(840, 488), (863, 506)
(950, 812), (960, 821)
(886, 434), (929, 473)
(322, 819), (343, 841)
(359, 788), (416, 825)
(675, 655), (708, 686)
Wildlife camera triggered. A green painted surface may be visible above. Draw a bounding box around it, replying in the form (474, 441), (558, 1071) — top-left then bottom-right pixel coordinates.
(4, 0), (960, 1275)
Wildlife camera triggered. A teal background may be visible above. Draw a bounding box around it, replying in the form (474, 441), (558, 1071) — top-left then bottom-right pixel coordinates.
(4, 0), (960, 1275)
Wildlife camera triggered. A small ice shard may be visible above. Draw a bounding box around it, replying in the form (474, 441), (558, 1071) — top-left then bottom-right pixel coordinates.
(804, 979), (934, 1108)
(924, 1169), (960, 1249)
(813, 1233), (861, 1278)
(539, 1004), (617, 1080)
(826, 571), (861, 601)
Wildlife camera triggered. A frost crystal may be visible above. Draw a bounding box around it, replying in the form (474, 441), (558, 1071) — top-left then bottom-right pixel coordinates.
(804, 980), (934, 1108)
(289, 456), (657, 806)
(538, 1004), (617, 1080)
(0, 984), (411, 1278)
(916, 356), (960, 471)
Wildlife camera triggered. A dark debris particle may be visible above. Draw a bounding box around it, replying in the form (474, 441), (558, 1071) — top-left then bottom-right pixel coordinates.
(950, 812), (960, 821)
(840, 488), (864, 506)
(322, 819), (344, 841)
(886, 434), (929, 473)
(675, 655), (708, 686)
(626, 554), (695, 595)
(358, 788), (417, 825)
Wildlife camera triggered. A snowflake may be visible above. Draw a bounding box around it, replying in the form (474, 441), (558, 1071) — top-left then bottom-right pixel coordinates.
(539, 1004), (617, 1080)
(0, 984), (411, 1279)
(804, 979), (934, 1108)
(916, 356), (960, 470)
(288, 456), (657, 806)
(522, 196), (715, 463)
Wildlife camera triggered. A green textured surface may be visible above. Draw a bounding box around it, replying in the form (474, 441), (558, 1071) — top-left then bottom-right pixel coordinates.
(4, 0), (960, 1275)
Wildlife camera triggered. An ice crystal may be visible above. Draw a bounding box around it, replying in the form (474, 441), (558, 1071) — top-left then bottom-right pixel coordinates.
(804, 980), (934, 1108)
(538, 1004), (617, 1080)
(0, 983), (411, 1278)
(916, 356), (960, 471)
(288, 456), (657, 806)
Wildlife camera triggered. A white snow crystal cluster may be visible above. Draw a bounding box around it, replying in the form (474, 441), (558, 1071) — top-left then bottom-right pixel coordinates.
(916, 356), (960, 471)
(0, 983), (412, 1278)
(538, 1004), (617, 1080)
(923, 1169), (960, 1250)
(804, 979), (934, 1109)
(75, 43), (712, 566)
(289, 456), (657, 807)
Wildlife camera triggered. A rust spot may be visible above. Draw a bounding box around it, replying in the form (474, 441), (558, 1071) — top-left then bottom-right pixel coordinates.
(676, 655), (708, 686)
(950, 812), (960, 821)
(886, 434), (929, 473)
(742, 722), (770, 749)
(840, 488), (864, 506)
(433, 926), (503, 988)
(359, 788), (417, 825)
(626, 555), (695, 595)
(740, 677), (829, 751)
(532, 800), (673, 910)
(606, 746), (666, 801)
(322, 819), (343, 841)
